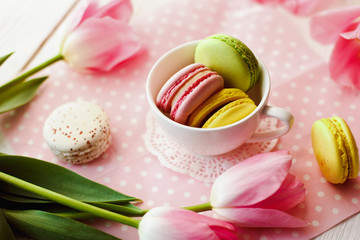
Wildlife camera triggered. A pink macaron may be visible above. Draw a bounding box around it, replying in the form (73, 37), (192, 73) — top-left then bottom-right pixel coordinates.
(156, 63), (224, 124)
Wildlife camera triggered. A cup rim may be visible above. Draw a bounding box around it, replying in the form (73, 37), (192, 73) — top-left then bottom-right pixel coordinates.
(146, 40), (270, 132)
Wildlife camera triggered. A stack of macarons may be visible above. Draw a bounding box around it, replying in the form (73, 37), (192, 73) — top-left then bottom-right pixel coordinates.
(188, 88), (256, 128)
(156, 33), (260, 128)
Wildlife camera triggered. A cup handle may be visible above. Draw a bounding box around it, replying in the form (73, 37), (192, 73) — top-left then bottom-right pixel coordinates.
(246, 105), (294, 143)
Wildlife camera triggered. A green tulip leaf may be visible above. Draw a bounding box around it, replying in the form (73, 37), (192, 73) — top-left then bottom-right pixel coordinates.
(0, 191), (51, 204)
(0, 209), (16, 240)
(52, 211), (94, 220)
(0, 52), (13, 66)
(3, 209), (121, 240)
(0, 76), (47, 114)
(0, 155), (139, 204)
(1, 191), (143, 218)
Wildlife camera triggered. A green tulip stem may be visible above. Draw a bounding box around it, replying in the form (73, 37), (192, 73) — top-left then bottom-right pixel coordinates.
(2, 53), (63, 89)
(140, 202), (213, 215)
(183, 201), (212, 212)
(0, 171), (140, 228)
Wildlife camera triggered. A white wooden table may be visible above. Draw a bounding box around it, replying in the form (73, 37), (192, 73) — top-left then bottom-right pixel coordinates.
(0, 0), (359, 239)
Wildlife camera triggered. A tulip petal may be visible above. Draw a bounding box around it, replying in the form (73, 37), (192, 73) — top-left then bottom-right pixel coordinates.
(62, 17), (141, 72)
(94, 0), (132, 22)
(310, 6), (360, 44)
(63, 0), (133, 39)
(78, 1), (98, 26)
(211, 151), (292, 208)
(209, 226), (240, 240)
(340, 23), (360, 40)
(80, 0), (132, 24)
(281, 0), (320, 16)
(138, 207), (238, 240)
(59, 1), (90, 38)
(252, 0), (280, 6)
(329, 22), (360, 90)
(252, 173), (306, 211)
(253, 0), (332, 16)
(213, 207), (308, 228)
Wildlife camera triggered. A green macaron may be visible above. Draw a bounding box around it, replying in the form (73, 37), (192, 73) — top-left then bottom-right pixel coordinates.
(194, 34), (260, 92)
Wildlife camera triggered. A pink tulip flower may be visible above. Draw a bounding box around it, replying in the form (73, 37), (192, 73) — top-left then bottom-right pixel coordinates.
(310, 6), (360, 90)
(210, 151), (308, 228)
(60, 0), (141, 72)
(253, 0), (333, 16)
(138, 206), (239, 240)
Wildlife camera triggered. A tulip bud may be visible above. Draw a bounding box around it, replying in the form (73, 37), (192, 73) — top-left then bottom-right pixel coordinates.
(138, 207), (239, 240)
(210, 151), (308, 228)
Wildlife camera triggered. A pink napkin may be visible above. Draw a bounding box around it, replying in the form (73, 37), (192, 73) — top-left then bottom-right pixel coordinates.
(1, 0), (359, 239)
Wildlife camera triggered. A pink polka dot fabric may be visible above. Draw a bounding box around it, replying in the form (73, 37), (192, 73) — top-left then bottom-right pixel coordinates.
(1, 0), (360, 239)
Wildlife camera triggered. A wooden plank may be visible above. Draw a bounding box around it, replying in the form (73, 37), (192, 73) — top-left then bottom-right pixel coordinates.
(316, 214), (360, 240)
(0, 0), (77, 84)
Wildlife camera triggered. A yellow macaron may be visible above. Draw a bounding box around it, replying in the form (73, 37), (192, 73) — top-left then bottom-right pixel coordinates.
(187, 88), (249, 127)
(202, 98), (256, 128)
(311, 116), (359, 184)
(187, 88), (256, 129)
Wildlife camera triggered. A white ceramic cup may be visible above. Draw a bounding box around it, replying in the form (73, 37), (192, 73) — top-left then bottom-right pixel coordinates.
(146, 41), (294, 156)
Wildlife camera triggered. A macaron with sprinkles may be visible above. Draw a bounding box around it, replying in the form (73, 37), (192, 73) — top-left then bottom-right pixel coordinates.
(43, 101), (111, 164)
(195, 33), (260, 92)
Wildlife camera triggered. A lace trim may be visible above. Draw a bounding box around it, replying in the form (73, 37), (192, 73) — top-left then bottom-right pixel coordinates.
(144, 111), (278, 183)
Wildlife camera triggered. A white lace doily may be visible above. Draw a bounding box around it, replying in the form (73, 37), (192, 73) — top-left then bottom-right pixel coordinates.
(143, 111), (278, 183)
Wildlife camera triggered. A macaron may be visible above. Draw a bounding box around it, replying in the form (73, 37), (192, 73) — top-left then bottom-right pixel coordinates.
(194, 34), (259, 92)
(202, 98), (256, 128)
(156, 63), (224, 125)
(311, 116), (359, 184)
(43, 101), (111, 164)
(187, 88), (250, 127)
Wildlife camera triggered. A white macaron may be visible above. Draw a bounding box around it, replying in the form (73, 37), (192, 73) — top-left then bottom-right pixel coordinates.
(43, 101), (111, 164)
